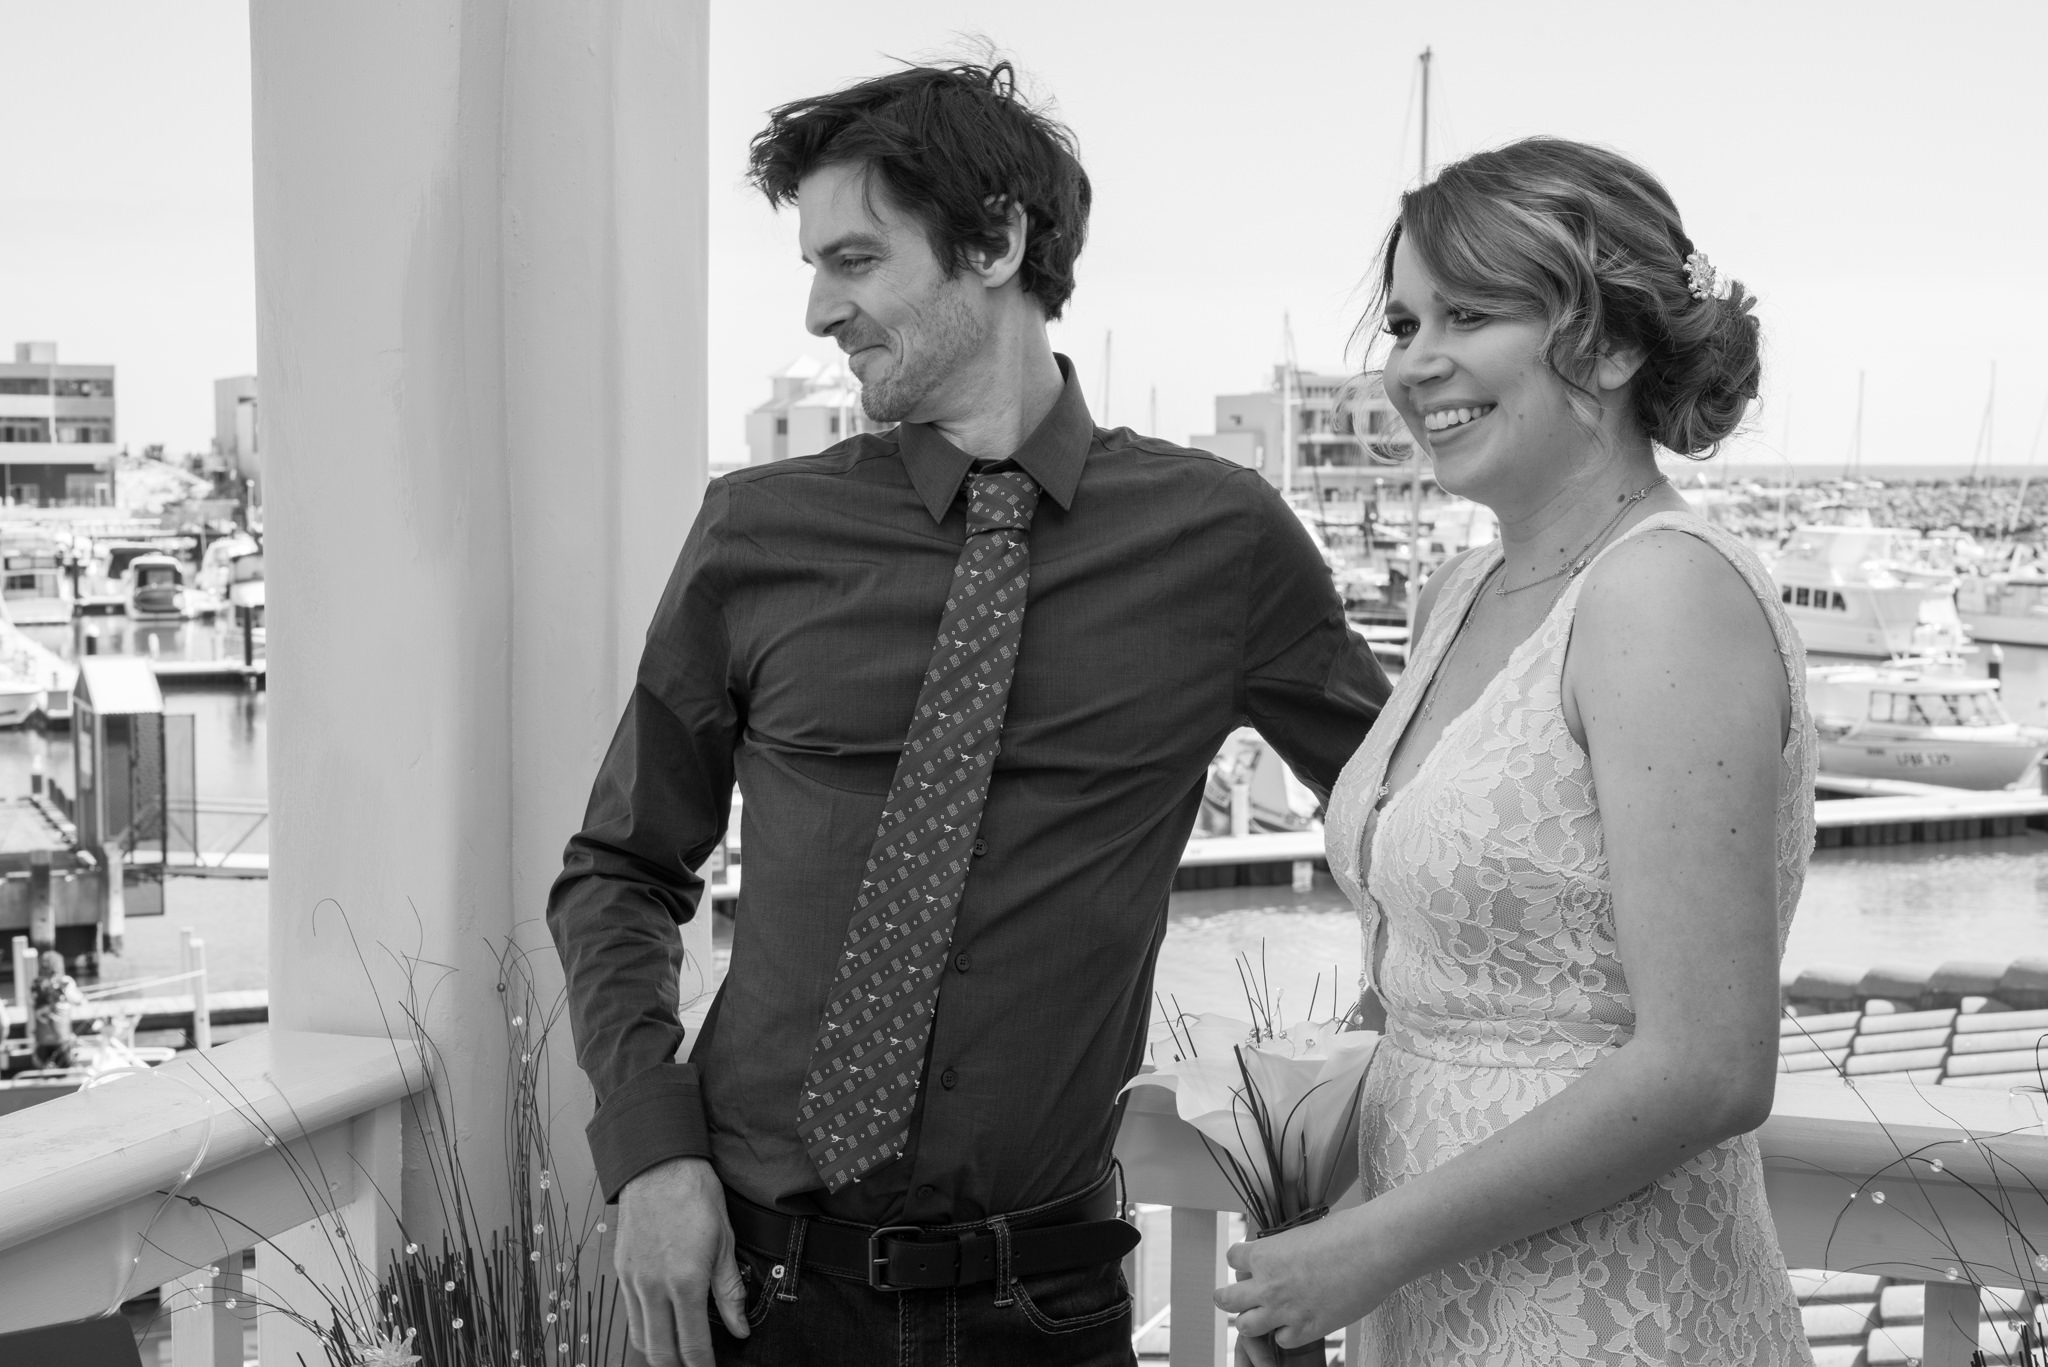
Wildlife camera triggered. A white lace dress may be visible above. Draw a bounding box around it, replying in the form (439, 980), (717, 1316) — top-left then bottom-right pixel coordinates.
(1323, 514), (1818, 1366)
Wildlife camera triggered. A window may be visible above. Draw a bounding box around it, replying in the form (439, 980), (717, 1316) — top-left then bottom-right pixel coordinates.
(1781, 586), (1793, 603)
(775, 417), (788, 436)
(0, 377), (50, 395)
(1832, 591), (1848, 610)
(3, 573), (36, 592)
(829, 416), (840, 435)
(1795, 587), (1810, 606)
(55, 377), (112, 398)
(0, 416), (50, 443)
(56, 422), (112, 444)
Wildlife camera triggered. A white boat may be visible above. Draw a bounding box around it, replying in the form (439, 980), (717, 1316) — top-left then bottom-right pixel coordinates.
(1769, 526), (1966, 658)
(1954, 571), (2048, 648)
(125, 552), (187, 619)
(1807, 662), (2048, 790)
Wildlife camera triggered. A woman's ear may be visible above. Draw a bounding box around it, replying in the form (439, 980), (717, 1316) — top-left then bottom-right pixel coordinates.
(1593, 344), (1646, 393)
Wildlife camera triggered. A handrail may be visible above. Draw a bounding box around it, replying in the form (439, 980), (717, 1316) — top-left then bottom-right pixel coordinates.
(1114, 1070), (2048, 1365)
(0, 1031), (424, 1259)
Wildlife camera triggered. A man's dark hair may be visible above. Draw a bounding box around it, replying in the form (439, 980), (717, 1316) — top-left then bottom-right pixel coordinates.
(747, 61), (1091, 321)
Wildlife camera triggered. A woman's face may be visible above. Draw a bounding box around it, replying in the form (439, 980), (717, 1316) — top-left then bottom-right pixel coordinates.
(1382, 236), (1587, 505)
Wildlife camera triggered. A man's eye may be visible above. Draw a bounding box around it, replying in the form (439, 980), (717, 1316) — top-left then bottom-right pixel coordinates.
(840, 256), (874, 273)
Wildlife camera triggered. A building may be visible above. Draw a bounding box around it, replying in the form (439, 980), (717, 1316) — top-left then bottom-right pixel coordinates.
(213, 375), (259, 484)
(1192, 365), (1415, 498)
(0, 342), (116, 507)
(744, 356), (883, 465)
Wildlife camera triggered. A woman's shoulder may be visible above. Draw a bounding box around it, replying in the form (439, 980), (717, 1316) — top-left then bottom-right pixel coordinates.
(1415, 544), (1496, 636)
(1578, 515), (1775, 617)
(1571, 516), (1790, 696)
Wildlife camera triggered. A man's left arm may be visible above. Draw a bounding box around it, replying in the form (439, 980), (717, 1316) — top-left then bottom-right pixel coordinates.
(1235, 475), (1393, 801)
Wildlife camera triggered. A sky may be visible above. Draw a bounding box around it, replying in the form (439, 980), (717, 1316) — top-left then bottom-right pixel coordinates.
(2, 0), (2044, 473)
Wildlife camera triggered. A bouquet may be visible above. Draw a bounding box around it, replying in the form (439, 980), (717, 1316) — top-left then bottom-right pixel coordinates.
(1119, 959), (1380, 1362)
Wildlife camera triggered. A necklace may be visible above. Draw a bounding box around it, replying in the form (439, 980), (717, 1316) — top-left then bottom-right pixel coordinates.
(1495, 476), (1670, 596)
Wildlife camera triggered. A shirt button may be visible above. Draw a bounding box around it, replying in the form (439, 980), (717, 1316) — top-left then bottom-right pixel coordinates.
(941, 1069), (958, 1089)
(917, 1184), (935, 1200)
(971, 838), (988, 858)
(954, 951), (972, 973)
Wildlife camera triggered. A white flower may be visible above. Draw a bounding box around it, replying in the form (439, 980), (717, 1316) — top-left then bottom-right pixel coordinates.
(1122, 1012), (1380, 1231)
(352, 1328), (423, 1367)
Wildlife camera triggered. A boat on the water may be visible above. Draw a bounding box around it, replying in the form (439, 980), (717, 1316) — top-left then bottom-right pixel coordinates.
(1954, 570), (2048, 648)
(125, 552), (186, 619)
(1807, 661), (2048, 789)
(1770, 525), (1966, 659)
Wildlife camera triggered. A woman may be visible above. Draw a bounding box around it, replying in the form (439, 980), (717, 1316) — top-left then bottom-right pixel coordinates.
(1217, 137), (1816, 1366)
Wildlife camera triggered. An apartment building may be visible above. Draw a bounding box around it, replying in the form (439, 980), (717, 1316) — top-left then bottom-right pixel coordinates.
(1192, 365), (1415, 496)
(744, 356), (885, 465)
(0, 342), (116, 506)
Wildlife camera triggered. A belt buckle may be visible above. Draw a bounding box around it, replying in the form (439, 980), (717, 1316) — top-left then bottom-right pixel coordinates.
(866, 1225), (922, 1291)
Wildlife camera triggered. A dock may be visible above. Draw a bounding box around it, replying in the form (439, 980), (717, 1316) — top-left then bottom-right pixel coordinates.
(148, 659), (265, 685)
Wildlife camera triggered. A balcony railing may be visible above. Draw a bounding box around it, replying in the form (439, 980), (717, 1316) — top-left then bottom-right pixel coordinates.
(0, 1030), (423, 1363)
(2, 1037), (2044, 1365)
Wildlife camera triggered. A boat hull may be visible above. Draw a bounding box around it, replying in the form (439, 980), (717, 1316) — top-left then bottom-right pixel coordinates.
(1957, 608), (2048, 648)
(1817, 733), (2046, 790)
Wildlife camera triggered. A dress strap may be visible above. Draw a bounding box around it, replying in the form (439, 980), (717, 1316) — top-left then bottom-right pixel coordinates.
(1560, 511), (1810, 712)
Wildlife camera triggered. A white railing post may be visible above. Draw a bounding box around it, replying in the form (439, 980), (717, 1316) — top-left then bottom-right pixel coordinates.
(1170, 1207), (1229, 1367)
(1922, 1279), (1980, 1366)
(1229, 783), (1251, 838)
(186, 936), (210, 1052)
(166, 1251), (247, 1367)
(10, 936), (29, 1024)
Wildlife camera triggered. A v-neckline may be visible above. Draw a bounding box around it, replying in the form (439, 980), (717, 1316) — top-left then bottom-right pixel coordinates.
(1373, 545), (1515, 817)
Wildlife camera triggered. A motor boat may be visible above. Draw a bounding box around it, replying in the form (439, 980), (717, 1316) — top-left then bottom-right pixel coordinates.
(1954, 570), (2048, 648)
(125, 552), (187, 619)
(1807, 661), (2048, 790)
(1770, 526), (1965, 659)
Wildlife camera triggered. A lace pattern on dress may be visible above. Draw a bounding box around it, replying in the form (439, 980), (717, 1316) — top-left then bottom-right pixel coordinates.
(1324, 513), (1818, 1366)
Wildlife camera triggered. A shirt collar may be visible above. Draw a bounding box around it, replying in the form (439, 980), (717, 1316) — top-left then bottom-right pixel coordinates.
(895, 353), (1093, 524)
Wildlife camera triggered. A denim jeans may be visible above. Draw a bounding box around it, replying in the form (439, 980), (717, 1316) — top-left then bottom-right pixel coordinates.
(710, 1190), (1137, 1366)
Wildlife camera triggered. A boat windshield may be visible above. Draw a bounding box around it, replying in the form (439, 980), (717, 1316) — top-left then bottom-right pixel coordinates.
(1868, 690), (2005, 727)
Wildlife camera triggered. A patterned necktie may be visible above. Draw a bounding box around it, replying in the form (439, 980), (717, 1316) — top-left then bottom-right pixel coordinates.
(798, 468), (1042, 1192)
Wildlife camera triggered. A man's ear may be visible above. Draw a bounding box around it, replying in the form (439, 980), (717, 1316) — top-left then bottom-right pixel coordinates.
(1592, 343), (1645, 393)
(969, 196), (1029, 292)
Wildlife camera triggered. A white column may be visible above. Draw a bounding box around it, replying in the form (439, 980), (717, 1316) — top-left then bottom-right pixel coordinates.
(1170, 1208), (1230, 1367)
(252, 0), (707, 1270)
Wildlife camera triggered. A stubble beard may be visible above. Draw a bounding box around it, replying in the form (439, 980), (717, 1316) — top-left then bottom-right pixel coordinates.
(854, 289), (989, 424)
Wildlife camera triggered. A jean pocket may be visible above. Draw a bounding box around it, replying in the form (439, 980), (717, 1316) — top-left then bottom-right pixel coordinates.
(733, 1246), (791, 1329)
(1009, 1259), (1133, 1335)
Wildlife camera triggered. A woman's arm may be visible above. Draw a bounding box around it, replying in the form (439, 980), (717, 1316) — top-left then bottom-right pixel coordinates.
(1218, 529), (1790, 1352)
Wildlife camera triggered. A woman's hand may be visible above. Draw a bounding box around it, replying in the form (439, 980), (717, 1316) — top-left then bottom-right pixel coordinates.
(1213, 1208), (1384, 1365)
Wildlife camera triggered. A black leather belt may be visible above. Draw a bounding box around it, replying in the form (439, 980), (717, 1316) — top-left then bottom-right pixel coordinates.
(726, 1178), (1140, 1292)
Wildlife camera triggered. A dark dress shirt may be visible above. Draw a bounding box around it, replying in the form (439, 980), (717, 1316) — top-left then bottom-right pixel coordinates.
(548, 356), (1390, 1225)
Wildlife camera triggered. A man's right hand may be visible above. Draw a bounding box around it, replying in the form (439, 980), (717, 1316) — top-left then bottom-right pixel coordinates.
(616, 1155), (749, 1366)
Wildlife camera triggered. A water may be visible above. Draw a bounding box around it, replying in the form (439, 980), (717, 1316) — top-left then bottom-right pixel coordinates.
(20, 618), (2048, 1037)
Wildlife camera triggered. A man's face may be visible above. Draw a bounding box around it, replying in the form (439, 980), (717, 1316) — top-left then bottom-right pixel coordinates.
(797, 162), (989, 425)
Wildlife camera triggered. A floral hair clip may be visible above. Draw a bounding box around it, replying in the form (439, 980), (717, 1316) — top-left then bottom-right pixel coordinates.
(1684, 251), (1734, 302)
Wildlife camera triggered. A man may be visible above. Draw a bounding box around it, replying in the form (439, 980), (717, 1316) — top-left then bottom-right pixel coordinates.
(548, 60), (1389, 1367)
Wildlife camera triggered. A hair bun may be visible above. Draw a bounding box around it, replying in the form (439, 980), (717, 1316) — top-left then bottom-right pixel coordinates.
(1634, 277), (1762, 456)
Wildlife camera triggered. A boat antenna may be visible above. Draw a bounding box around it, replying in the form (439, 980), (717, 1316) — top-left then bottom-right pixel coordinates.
(1406, 45), (1432, 630)
(1844, 370), (1864, 482)
(1968, 361), (1996, 483)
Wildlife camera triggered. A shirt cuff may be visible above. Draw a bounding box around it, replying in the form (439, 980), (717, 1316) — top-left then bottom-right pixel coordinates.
(586, 1061), (712, 1203)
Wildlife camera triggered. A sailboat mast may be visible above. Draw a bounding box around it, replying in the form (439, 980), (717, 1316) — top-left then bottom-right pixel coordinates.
(1102, 331), (1113, 426)
(1407, 46), (1432, 626)
(1847, 369), (1864, 481)
(1281, 315), (1295, 497)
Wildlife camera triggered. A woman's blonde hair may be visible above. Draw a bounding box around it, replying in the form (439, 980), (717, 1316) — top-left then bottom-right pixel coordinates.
(1361, 136), (1760, 459)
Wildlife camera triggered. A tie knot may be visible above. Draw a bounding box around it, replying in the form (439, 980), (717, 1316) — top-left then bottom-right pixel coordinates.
(965, 469), (1041, 536)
